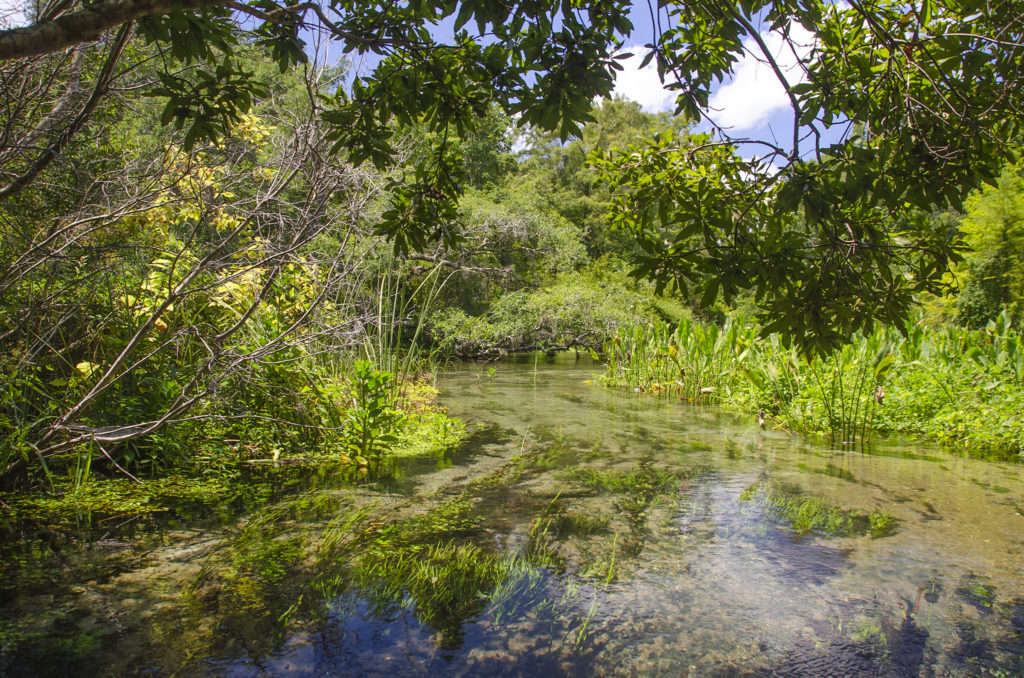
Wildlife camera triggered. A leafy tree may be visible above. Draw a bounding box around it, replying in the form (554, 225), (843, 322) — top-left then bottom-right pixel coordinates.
(0, 55), (389, 483)
(520, 97), (691, 258)
(1, 0), (1023, 350)
(956, 163), (1024, 328)
(956, 252), (1010, 329)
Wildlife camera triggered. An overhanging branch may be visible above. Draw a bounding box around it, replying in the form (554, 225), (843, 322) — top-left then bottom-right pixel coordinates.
(0, 0), (226, 61)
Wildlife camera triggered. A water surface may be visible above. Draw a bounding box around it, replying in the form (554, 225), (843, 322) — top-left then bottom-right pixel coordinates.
(1, 354), (1022, 676)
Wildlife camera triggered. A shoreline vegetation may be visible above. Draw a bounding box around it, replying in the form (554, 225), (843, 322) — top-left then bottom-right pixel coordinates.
(0, 369), (468, 523)
(8, 309), (1022, 526)
(599, 313), (1024, 462)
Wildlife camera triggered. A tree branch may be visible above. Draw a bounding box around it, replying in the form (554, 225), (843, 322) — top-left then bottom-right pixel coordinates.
(0, 0), (226, 61)
(0, 22), (133, 200)
(729, 8), (804, 160)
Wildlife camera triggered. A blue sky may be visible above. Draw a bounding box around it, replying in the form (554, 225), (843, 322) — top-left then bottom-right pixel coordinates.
(0, 0), (826, 154)
(316, 1), (824, 157)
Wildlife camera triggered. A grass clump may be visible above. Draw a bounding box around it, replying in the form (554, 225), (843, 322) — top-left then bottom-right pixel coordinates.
(563, 459), (703, 556)
(562, 462), (685, 496)
(373, 497), (481, 549)
(740, 482), (897, 538)
(354, 540), (507, 637)
(550, 511), (610, 537)
(319, 489), (557, 644)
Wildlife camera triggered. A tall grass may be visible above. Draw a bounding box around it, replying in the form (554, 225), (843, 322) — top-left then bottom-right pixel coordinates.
(600, 311), (1024, 457)
(600, 316), (753, 399)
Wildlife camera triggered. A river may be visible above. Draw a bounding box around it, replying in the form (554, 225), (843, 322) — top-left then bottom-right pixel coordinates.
(1, 354), (1022, 676)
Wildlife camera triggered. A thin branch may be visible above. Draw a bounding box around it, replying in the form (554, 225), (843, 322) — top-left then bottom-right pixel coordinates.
(0, 21), (133, 200)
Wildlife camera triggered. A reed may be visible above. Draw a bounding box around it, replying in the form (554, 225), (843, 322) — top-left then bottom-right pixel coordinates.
(600, 315), (756, 401)
(600, 311), (1024, 455)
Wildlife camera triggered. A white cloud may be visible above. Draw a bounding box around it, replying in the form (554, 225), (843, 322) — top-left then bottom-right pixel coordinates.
(612, 24), (816, 132)
(708, 24), (814, 132)
(610, 48), (677, 113)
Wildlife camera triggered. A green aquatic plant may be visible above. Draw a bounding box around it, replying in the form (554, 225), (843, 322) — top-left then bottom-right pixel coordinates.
(343, 360), (402, 462)
(355, 540), (505, 636)
(8, 471), (244, 521)
(333, 494), (563, 642)
(603, 314), (1024, 459)
(374, 496), (482, 548)
(564, 459), (701, 556)
(221, 535), (307, 609)
(550, 511), (611, 537)
(740, 482), (897, 538)
(849, 617), (885, 644)
(869, 511), (897, 538)
(600, 316), (754, 400)
(580, 531), (619, 585)
(389, 409), (467, 459)
(806, 334), (894, 445)
(309, 456), (628, 646)
(562, 461), (687, 496)
(485, 561), (554, 625)
(957, 576), (997, 612)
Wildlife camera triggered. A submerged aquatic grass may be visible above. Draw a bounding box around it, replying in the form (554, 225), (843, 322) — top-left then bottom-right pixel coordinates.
(550, 511), (610, 537)
(562, 461), (697, 495)
(355, 540), (508, 636)
(740, 482), (897, 538)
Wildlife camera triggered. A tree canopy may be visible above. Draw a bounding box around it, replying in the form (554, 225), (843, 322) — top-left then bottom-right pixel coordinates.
(2, 0), (1023, 349)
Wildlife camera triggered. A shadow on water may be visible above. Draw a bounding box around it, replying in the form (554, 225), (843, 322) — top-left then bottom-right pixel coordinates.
(737, 614), (930, 678)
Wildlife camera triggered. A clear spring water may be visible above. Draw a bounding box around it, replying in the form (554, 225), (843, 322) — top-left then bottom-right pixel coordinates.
(1, 354), (1022, 676)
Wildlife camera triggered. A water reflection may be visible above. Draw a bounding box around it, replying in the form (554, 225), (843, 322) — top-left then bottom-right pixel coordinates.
(0, 354), (1022, 676)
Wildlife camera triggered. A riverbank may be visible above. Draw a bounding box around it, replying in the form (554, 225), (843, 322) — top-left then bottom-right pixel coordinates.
(599, 315), (1024, 461)
(0, 375), (466, 528)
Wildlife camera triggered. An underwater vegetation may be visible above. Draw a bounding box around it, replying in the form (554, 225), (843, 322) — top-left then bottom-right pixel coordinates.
(740, 482), (897, 538)
(561, 459), (708, 555)
(1, 361), (1022, 677)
